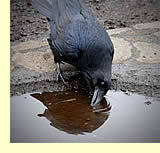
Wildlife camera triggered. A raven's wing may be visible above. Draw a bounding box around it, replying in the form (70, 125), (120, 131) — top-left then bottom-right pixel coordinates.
(32, 0), (113, 65)
(57, 14), (113, 65)
(32, 0), (84, 59)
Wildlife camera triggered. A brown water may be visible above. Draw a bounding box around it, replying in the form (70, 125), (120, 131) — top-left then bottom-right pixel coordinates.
(10, 89), (160, 143)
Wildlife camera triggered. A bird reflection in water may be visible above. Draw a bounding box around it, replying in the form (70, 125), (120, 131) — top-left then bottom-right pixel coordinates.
(31, 89), (111, 135)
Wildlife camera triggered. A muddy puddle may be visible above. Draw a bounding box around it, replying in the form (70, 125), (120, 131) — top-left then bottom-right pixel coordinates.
(10, 89), (160, 143)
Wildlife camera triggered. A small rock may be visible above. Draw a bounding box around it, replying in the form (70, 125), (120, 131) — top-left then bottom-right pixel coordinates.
(134, 14), (139, 17)
(144, 101), (152, 105)
(26, 19), (33, 23)
(20, 32), (27, 36)
(96, 6), (100, 10)
(46, 103), (52, 106)
(95, 0), (100, 3)
(121, 89), (126, 92)
(27, 2), (32, 6)
(38, 114), (44, 117)
(86, 118), (90, 121)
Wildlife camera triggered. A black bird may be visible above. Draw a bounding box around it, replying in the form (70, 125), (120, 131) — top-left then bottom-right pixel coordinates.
(32, 0), (114, 106)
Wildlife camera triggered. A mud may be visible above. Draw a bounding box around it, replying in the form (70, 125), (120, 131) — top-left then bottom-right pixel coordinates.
(10, 0), (160, 98)
(10, 74), (160, 101)
(10, 0), (160, 43)
(10, 90), (160, 143)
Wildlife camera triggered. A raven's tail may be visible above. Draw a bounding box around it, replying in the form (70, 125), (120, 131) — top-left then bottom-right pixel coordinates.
(32, 0), (53, 19)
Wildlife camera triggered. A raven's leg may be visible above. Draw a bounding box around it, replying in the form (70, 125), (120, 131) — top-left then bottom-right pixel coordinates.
(47, 38), (68, 85)
(56, 62), (66, 84)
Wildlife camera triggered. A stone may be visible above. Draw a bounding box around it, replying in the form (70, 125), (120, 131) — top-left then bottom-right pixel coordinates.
(11, 50), (56, 72)
(11, 40), (48, 52)
(133, 21), (160, 30)
(107, 27), (131, 35)
(11, 64), (16, 72)
(153, 31), (160, 37)
(111, 37), (132, 64)
(134, 42), (160, 63)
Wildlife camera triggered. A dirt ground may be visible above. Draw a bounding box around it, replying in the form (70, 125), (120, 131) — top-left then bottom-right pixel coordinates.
(10, 0), (160, 43)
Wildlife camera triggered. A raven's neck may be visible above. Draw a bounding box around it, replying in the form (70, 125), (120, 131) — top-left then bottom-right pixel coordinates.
(53, 0), (82, 17)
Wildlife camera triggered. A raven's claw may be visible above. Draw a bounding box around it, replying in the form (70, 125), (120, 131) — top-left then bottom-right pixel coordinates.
(56, 62), (68, 86)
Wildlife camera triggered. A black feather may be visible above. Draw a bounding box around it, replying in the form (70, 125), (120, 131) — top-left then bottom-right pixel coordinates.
(32, 0), (114, 104)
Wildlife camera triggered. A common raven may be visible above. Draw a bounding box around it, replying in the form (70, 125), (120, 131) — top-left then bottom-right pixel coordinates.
(32, 0), (114, 106)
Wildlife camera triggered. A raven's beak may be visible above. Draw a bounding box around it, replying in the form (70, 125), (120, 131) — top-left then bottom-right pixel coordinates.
(90, 86), (105, 107)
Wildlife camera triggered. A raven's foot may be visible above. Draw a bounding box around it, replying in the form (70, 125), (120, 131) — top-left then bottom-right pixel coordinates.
(56, 63), (68, 86)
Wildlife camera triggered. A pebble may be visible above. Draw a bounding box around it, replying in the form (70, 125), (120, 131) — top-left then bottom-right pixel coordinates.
(144, 101), (152, 105)
(86, 118), (91, 121)
(20, 32), (27, 36)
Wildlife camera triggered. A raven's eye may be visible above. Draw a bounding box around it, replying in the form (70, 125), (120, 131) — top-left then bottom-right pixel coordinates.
(101, 81), (105, 85)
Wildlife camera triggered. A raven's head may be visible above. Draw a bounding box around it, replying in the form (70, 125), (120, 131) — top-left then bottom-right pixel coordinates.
(82, 51), (113, 107)
(80, 43), (114, 107)
(84, 70), (112, 107)
(91, 79), (111, 107)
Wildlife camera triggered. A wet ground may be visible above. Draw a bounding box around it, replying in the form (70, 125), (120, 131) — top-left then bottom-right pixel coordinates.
(10, 0), (160, 43)
(10, 0), (160, 143)
(10, 89), (160, 143)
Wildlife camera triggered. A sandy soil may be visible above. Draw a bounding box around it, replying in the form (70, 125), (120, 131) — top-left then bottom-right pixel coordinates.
(10, 0), (160, 43)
